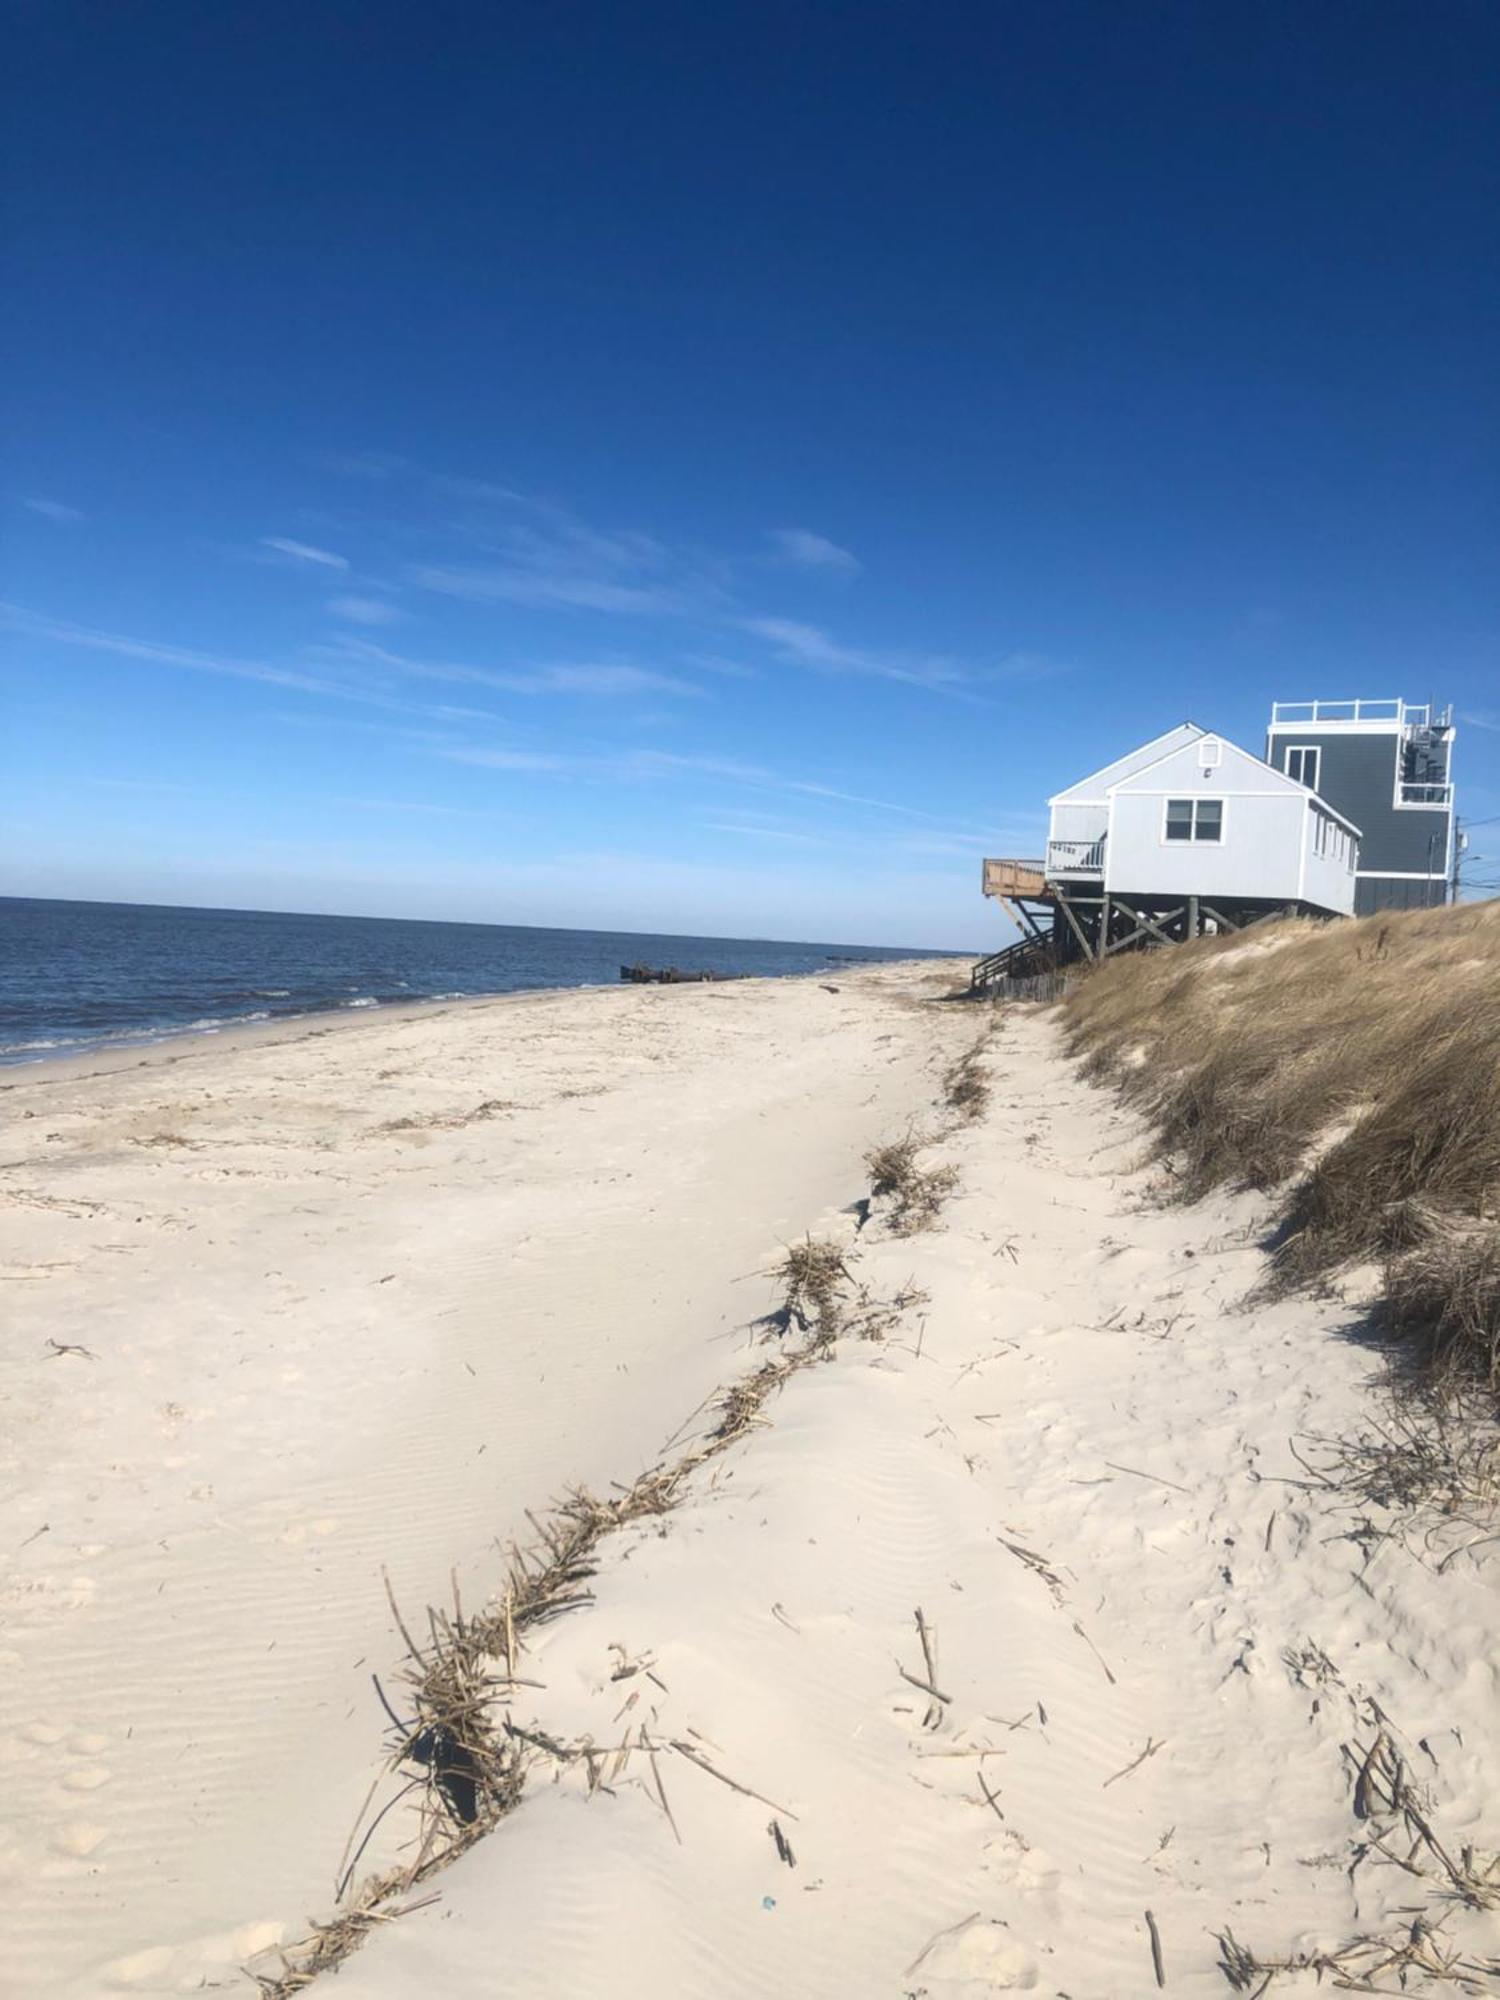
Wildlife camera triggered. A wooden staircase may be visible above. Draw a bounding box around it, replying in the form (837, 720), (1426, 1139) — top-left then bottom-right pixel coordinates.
(969, 935), (1058, 995)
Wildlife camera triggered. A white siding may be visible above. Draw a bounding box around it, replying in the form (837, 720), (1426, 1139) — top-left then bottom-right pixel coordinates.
(1302, 807), (1358, 916)
(1105, 790), (1308, 900)
(1048, 800), (1109, 848)
(1099, 734), (1355, 914)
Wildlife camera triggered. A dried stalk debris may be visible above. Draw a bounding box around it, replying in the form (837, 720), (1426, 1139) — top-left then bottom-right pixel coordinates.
(252, 1221), (926, 1994)
(866, 1133), (958, 1236)
(256, 1031), (981, 1994)
(942, 1028), (997, 1124)
(1217, 1710), (1500, 1993)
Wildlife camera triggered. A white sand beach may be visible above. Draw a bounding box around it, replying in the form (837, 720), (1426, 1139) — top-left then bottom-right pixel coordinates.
(5, 972), (1499, 1997)
(0, 964), (963, 1995)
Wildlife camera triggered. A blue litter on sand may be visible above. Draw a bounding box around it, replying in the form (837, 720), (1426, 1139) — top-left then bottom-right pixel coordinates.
(762, 1896), (776, 1911)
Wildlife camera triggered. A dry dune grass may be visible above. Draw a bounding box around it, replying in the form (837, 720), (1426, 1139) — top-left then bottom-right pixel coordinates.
(865, 1133), (959, 1235)
(1064, 898), (1500, 1390)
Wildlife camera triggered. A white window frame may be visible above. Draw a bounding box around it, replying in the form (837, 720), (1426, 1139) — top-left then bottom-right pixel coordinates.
(1162, 796), (1225, 845)
(1284, 744), (1320, 791)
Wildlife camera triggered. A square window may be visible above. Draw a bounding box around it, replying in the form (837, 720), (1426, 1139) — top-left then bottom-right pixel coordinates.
(1165, 800), (1194, 841)
(1194, 799), (1223, 842)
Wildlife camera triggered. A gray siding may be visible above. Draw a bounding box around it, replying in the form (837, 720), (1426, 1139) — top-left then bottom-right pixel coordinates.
(1354, 876), (1449, 916)
(1265, 730), (1449, 876)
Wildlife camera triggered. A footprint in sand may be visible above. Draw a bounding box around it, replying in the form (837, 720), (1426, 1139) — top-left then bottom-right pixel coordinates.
(907, 1912), (1038, 1989)
(61, 1764), (112, 1792)
(52, 1820), (107, 1858)
(102, 1943), (175, 1988)
(279, 1516), (341, 1546)
(104, 1918), (285, 1990)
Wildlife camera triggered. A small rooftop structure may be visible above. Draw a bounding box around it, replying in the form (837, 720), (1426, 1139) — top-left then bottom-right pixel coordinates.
(1265, 700), (1455, 914)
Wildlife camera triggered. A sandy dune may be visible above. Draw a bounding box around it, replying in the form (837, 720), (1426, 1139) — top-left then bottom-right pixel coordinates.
(299, 1009), (1500, 1999)
(0, 963), (964, 1997)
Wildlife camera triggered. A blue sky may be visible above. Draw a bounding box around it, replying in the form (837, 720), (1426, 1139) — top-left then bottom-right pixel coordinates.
(4, 1), (1498, 946)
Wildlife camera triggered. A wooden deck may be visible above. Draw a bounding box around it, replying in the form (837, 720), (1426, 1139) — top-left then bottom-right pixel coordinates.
(981, 857), (1048, 900)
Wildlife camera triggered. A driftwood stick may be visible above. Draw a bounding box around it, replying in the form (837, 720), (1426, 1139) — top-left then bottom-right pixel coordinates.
(1104, 1460), (1190, 1495)
(1145, 1908), (1166, 1987)
(1072, 1620), (1118, 1685)
(641, 1731), (682, 1846)
(670, 1739), (797, 1820)
(1103, 1736), (1165, 1789)
(382, 1569), (425, 1665)
(899, 1665), (955, 1705)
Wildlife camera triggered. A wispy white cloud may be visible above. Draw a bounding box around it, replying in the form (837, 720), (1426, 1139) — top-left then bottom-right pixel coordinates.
(325, 636), (702, 699)
(1461, 710), (1500, 733)
(314, 450), (410, 479)
(743, 615), (968, 692)
(685, 652), (759, 681)
(767, 528), (860, 575)
(261, 536), (350, 571)
(327, 594), (402, 626)
(0, 602), (504, 726)
(623, 750), (771, 783)
(436, 744), (784, 788)
(701, 821), (831, 845)
(409, 560), (681, 616)
(745, 616), (1062, 697)
(2, 601), (354, 696)
(408, 486), (729, 619)
(538, 664), (699, 697)
(24, 497), (86, 524)
(434, 738), (1010, 846)
(438, 747), (570, 773)
(992, 651), (1067, 684)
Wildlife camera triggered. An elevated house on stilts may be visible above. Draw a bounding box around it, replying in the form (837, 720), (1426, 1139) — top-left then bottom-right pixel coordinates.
(973, 720), (1364, 993)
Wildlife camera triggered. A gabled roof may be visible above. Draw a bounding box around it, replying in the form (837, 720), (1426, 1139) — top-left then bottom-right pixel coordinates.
(1111, 731), (1302, 795)
(1048, 723), (1205, 806)
(1051, 722), (1362, 834)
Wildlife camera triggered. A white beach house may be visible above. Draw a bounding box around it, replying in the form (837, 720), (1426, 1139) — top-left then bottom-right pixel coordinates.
(979, 721), (1360, 978)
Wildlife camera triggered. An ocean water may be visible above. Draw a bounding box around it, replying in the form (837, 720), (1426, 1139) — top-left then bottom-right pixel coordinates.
(0, 897), (949, 1065)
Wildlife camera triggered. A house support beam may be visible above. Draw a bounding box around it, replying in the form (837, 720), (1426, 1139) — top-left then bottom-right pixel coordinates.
(1008, 900), (1051, 950)
(1053, 888), (1097, 962)
(1105, 899), (1187, 955)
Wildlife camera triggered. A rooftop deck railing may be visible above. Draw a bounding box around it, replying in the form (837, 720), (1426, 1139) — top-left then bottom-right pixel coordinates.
(1271, 699), (1452, 729)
